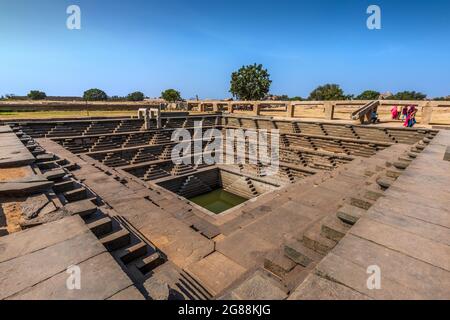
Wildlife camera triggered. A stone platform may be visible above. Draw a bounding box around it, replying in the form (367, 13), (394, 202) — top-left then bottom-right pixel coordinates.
(289, 130), (450, 300)
(0, 215), (143, 300)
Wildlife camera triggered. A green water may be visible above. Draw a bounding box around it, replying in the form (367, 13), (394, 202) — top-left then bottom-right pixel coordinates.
(189, 188), (247, 214)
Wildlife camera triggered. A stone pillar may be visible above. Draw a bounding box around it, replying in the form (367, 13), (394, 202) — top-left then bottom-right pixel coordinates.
(253, 104), (261, 116)
(421, 101), (433, 125)
(324, 102), (335, 120)
(212, 103), (219, 112)
(228, 103), (234, 113)
(286, 102), (294, 117)
(199, 103), (205, 112)
(144, 108), (151, 130)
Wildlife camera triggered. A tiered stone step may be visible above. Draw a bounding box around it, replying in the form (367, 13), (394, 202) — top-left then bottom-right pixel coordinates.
(320, 216), (351, 242)
(52, 122), (92, 136)
(100, 229), (131, 251)
(171, 164), (196, 176)
(62, 139), (89, 154)
(115, 120), (144, 133)
(84, 121), (120, 135)
(143, 165), (170, 181)
(103, 152), (129, 167)
(131, 147), (158, 164)
(123, 132), (153, 147)
(90, 135), (127, 152)
(178, 175), (212, 198)
(151, 132), (172, 145)
(301, 223), (337, 255)
(134, 252), (165, 275)
(158, 145), (173, 160)
(284, 240), (324, 267)
(336, 204), (365, 225)
(179, 270), (214, 300)
(222, 176), (254, 199)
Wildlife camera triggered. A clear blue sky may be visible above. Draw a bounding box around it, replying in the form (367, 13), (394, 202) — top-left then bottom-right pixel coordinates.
(1, 0), (449, 99)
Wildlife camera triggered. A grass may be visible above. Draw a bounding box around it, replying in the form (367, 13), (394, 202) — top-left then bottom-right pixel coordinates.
(0, 110), (140, 120)
(0, 110), (206, 120)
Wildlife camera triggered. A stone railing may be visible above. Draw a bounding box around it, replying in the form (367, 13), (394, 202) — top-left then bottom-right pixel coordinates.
(186, 100), (450, 125)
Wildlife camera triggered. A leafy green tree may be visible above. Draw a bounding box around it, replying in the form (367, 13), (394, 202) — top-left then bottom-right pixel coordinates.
(127, 91), (145, 101)
(27, 90), (47, 100)
(308, 84), (349, 101)
(388, 91), (427, 100)
(230, 64), (272, 100)
(83, 88), (108, 101)
(161, 89), (182, 102)
(289, 96), (303, 101)
(356, 90), (380, 100)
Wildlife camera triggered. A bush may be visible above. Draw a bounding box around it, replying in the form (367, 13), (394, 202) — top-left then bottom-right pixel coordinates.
(230, 64), (272, 100)
(356, 90), (380, 100)
(27, 90), (47, 100)
(387, 91), (427, 100)
(127, 91), (145, 101)
(161, 89), (182, 102)
(83, 88), (108, 101)
(308, 84), (349, 101)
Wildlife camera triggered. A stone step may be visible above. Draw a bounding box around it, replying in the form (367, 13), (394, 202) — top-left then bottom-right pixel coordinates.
(43, 169), (66, 181)
(116, 242), (148, 264)
(53, 180), (74, 193)
(302, 223), (337, 255)
(376, 176), (396, 189)
(350, 196), (375, 210)
(385, 167), (403, 179)
(393, 161), (409, 170)
(264, 250), (297, 279)
(64, 199), (98, 217)
(100, 229), (131, 251)
(363, 184), (385, 201)
(135, 252), (165, 274)
(336, 204), (365, 225)
(284, 240), (323, 267)
(320, 216), (351, 242)
(87, 216), (112, 237)
(63, 187), (88, 202)
(180, 271), (213, 300)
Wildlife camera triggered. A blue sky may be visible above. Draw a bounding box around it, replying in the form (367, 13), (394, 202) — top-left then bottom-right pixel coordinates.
(1, 0), (449, 99)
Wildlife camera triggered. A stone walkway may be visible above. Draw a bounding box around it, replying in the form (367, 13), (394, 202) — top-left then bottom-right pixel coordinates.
(0, 215), (143, 300)
(289, 130), (450, 300)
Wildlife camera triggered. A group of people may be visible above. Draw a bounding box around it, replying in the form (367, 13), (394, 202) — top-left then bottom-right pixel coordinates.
(391, 105), (417, 128)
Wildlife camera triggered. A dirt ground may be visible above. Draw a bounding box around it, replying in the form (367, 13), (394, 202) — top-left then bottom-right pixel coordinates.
(0, 167), (32, 181)
(0, 199), (23, 234)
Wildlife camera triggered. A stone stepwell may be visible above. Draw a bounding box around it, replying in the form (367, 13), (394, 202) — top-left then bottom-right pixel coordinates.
(1, 114), (447, 300)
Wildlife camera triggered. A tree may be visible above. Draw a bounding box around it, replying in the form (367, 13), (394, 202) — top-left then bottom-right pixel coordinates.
(230, 63), (272, 100)
(308, 84), (349, 101)
(161, 89), (182, 102)
(127, 91), (145, 101)
(83, 88), (108, 101)
(387, 91), (426, 100)
(434, 96), (450, 101)
(356, 90), (380, 100)
(27, 90), (47, 100)
(289, 96), (303, 101)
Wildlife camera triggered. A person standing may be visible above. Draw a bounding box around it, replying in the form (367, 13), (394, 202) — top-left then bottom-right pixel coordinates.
(401, 106), (408, 121)
(391, 106), (399, 120)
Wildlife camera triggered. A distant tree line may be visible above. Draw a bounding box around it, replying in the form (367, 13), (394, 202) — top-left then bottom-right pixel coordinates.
(0, 65), (447, 103)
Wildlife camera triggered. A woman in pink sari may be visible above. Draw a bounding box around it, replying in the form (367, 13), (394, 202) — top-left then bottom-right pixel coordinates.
(391, 106), (399, 120)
